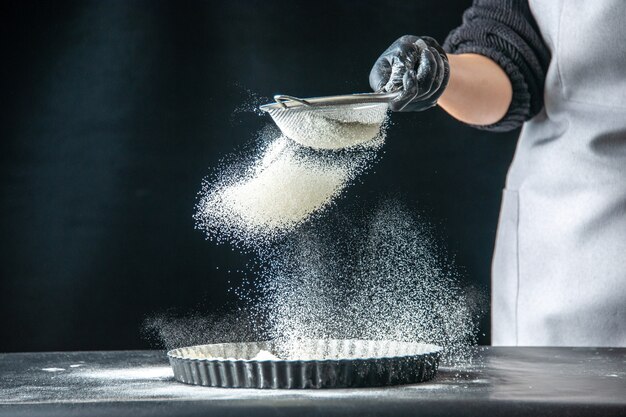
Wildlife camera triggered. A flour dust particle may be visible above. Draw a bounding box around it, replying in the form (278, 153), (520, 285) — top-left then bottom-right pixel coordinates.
(142, 311), (262, 351)
(194, 121), (387, 250)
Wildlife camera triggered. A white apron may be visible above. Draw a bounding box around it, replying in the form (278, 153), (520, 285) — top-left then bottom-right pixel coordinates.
(491, 0), (626, 346)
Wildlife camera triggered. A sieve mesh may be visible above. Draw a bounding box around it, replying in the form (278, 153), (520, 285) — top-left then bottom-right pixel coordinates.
(260, 93), (396, 150)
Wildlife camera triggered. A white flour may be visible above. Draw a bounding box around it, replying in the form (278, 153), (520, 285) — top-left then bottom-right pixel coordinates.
(195, 127), (385, 248)
(80, 367), (174, 380)
(250, 201), (482, 364)
(252, 349), (281, 361)
(8, 362), (471, 404)
(186, 102), (481, 366)
(41, 368), (65, 372)
(218, 142), (349, 229)
(272, 103), (388, 150)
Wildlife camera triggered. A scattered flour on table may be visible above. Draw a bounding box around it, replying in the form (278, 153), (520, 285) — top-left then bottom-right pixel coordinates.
(79, 367), (174, 380)
(11, 361), (476, 404)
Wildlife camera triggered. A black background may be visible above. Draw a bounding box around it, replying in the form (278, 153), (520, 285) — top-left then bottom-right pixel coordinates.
(0, 0), (518, 352)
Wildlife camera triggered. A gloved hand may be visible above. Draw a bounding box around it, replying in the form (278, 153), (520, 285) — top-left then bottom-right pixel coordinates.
(369, 35), (450, 112)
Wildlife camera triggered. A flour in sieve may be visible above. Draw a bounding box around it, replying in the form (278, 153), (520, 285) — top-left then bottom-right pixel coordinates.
(276, 106), (387, 150)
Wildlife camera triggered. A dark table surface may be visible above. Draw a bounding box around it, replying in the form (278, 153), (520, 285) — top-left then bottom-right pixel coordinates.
(1, 347), (624, 417)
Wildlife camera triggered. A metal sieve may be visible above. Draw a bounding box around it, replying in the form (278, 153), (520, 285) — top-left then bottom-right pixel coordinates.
(259, 92), (399, 150)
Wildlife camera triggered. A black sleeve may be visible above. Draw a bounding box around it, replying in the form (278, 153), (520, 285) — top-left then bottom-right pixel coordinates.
(443, 0), (550, 132)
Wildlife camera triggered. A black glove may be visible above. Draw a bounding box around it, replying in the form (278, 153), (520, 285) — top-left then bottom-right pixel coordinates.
(369, 35), (449, 112)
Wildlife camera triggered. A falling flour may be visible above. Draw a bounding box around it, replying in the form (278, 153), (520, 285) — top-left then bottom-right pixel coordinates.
(195, 124), (385, 247)
(168, 99), (482, 366)
(248, 200), (482, 364)
(218, 139), (349, 229)
(156, 200), (482, 365)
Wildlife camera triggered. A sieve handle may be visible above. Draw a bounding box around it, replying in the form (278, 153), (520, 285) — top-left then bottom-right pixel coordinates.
(273, 95), (312, 109)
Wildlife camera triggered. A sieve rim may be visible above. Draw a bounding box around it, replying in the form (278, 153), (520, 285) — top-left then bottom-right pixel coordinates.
(259, 92), (399, 112)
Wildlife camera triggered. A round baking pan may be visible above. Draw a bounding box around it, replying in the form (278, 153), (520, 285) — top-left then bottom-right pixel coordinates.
(167, 339), (442, 389)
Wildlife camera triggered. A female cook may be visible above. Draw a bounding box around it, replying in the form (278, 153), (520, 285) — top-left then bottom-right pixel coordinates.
(370, 0), (626, 346)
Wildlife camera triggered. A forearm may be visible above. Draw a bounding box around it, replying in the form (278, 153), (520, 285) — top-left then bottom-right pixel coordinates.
(438, 53), (513, 126)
